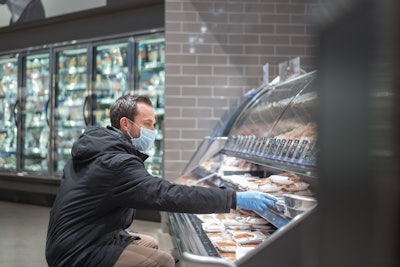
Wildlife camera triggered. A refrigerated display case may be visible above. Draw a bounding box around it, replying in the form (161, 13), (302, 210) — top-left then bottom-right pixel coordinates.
(54, 45), (90, 173)
(0, 32), (165, 179)
(135, 37), (165, 175)
(0, 55), (18, 171)
(21, 52), (51, 172)
(93, 41), (130, 126)
(168, 71), (319, 267)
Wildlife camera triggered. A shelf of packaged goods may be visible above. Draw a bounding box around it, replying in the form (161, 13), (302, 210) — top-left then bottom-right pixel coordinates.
(189, 168), (293, 229)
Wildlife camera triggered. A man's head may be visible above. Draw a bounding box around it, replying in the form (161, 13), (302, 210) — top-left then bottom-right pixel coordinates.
(110, 94), (156, 139)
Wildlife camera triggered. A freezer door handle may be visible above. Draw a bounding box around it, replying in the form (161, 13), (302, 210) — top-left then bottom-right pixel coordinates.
(13, 99), (19, 125)
(83, 95), (91, 126)
(45, 99), (50, 126)
(180, 252), (237, 267)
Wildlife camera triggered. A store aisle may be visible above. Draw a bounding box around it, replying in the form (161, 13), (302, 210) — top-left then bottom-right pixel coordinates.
(0, 201), (173, 267)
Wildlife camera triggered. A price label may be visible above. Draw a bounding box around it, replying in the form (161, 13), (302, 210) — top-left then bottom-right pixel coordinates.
(251, 137), (262, 154)
(268, 138), (279, 156)
(302, 141), (316, 162)
(281, 139), (292, 158)
(263, 138), (273, 156)
(236, 136), (245, 152)
(295, 140), (308, 160)
(243, 136), (252, 153)
(257, 137), (268, 155)
(288, 139), (300, 158)
(275, 139), (286, 157)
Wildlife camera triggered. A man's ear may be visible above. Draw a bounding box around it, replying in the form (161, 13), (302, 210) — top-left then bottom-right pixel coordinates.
(119, 117), (130, 131)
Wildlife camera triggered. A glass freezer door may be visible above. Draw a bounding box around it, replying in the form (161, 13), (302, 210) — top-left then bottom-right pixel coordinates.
(135, 37), (165, 176)
(21, 53), (50, 172)
(93, 41), (130, 126)
(54, 47), (89, 174)
(0, 56), (18, 171)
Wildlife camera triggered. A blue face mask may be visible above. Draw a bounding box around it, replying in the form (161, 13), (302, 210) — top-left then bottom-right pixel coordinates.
(127, 119), (156, 152)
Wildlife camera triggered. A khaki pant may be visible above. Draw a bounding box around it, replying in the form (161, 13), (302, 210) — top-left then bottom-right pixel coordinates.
(114, 233), (175, 267)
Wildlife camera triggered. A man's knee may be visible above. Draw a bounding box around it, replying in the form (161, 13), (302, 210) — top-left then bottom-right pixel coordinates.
(158, 251), (175, 267)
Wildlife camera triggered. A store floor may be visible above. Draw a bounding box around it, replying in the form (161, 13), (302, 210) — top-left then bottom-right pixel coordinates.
(0, 201), (175, 267)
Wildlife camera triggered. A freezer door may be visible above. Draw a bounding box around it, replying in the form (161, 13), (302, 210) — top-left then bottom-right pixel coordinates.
(21, 53), (50, 173)
(134, 37), (165, 176)
(0, 56), (18, 171)
(92, 41), (130, 126)
(54, 47), (89, 174)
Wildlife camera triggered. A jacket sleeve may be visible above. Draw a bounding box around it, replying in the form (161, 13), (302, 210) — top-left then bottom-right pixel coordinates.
(110, 158), (236, 214)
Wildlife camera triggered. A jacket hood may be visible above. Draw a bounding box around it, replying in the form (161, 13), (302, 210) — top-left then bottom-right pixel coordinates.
(71, 126), (146, 163)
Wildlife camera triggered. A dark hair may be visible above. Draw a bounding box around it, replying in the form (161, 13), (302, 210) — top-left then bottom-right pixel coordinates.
(110, 94), (152, 129)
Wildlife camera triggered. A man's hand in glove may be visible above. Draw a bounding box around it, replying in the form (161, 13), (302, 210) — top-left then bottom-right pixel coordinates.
(236, 191), (277, 212)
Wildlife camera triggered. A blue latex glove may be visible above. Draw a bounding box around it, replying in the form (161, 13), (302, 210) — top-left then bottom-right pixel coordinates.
(236, 191), (277, 212)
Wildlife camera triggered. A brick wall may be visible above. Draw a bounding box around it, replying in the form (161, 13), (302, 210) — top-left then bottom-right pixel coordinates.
(164, 0), (322, 180)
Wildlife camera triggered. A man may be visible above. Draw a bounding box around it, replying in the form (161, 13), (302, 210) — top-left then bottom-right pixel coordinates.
(46, 94), (277, 267)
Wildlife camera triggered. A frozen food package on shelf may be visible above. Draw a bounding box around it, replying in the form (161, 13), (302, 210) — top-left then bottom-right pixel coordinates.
(206, 232), (230, 242)
(232, 230), (266, 245)
(269, 175), (295, 185)
(214, 240), (238, 252)
(257, 172), (311, 195)
(245, 216), (270, 225)
(202, 221), (225, 233)
(196, 214), (218, 223)
(216, 215), (251, 230)
(258, 181), (283, 193)
(225, 223), (251, 230)
(219, 252), (237, 262)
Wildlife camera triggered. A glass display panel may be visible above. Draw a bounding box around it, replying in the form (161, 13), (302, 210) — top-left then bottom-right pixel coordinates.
(21, 53), (50, 172)
(93, 41), (130, 126)
(135, 37), (165, 176)
(225, 72), (318, 165)
(0, 56), (18, 170)
(267, 80), (318, 164)
(54, 47), (88, 173)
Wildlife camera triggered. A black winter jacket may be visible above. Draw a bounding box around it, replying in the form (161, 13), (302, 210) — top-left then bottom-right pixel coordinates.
(46, 126), (236, 267)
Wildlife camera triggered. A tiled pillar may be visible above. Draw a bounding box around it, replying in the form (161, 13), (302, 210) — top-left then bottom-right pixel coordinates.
(164, 0), (321, 180)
